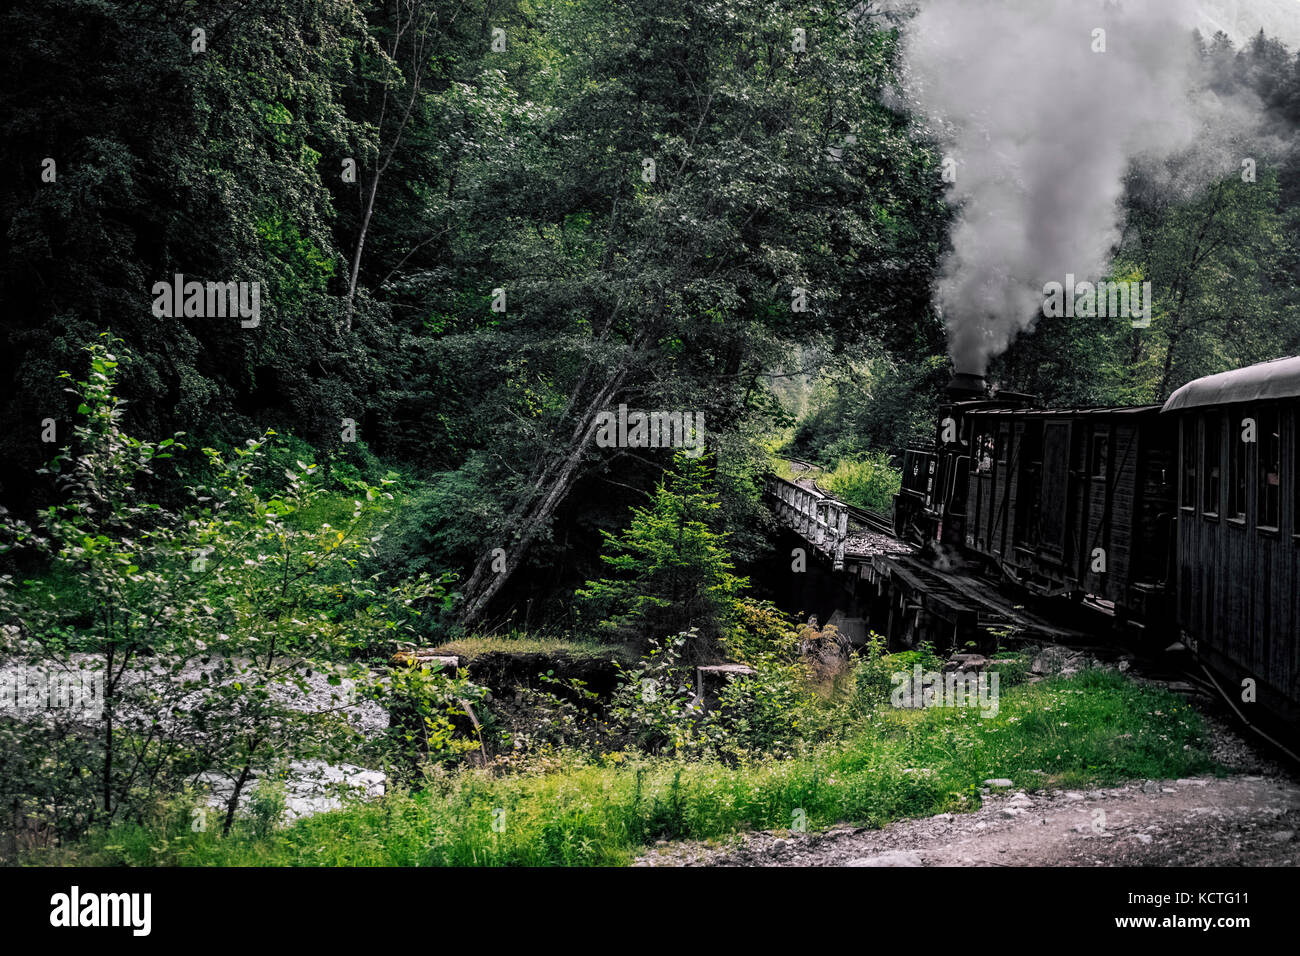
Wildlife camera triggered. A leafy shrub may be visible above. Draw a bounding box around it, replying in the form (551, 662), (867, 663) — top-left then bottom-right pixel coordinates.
(607, 631), (835, 760)
(0, 336), (450, 841)
(607, 635), (710, 756)
(822, 453), (902, 512)
(244, 776), (289, 839)
(726, 597), (800, 663)
(710, 656), (825, 757)
(365, 662), (490, 784)
(854, 633), (945, 708)
(987, 651), (1033, 686)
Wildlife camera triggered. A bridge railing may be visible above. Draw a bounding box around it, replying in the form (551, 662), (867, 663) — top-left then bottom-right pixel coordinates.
(763, 473), (850, 570)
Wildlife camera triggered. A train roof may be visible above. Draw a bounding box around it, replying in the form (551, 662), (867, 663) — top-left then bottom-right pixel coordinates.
(962, 403), (1163, 417)
(1162, 355), (1300, 413)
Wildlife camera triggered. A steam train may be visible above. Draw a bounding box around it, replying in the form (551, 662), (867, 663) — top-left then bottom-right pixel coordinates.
(893, 357), (1300, 734)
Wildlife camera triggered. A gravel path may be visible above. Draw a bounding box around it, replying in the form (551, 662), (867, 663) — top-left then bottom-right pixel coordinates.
(634, 774), (1300, 866)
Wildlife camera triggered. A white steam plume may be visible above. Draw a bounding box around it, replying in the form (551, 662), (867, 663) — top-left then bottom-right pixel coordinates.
(896, 0), (1231, 374)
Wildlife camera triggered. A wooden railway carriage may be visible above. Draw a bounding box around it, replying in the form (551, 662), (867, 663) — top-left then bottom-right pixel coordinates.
(958, 405), (1176, 619)
(885, 356), (1300, 734)
(1163, 356), (1300, 729)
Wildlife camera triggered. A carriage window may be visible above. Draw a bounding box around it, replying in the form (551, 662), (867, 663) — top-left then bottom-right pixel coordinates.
(1203, 415), (1221, 516)
(1229, 416), (1247, 520)
(973, 432), (994, 474)
(1090, 433), (1109, 480)
(1258, 408), (1280, 528)
(1180, 420), (1196, 509)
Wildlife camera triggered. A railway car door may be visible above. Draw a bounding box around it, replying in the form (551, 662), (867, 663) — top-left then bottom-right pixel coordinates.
(1039, 419), (1074, 560)
(1015, 421), (1044, 550)
(939, 454), (970, 550)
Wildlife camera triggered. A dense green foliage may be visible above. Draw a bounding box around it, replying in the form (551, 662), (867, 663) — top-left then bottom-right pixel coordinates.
(0, 340), (447, 839)
(821, 454), (903, 513)
(1, 0), (954, 630)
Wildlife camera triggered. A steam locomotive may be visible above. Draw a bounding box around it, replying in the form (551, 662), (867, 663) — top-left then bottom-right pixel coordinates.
(893, 357), (1300, 733)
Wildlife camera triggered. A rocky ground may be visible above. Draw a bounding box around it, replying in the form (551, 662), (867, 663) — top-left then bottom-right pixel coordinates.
(0, 654), (390, 819)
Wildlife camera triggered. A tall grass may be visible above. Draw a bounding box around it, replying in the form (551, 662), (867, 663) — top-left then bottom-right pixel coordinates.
(39, 669), (1216, 867)
(821, 454), (901, 512)
(429, 632), (627, 662)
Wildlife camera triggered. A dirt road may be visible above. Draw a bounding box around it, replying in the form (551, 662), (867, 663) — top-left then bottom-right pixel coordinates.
(634, 774), (1300, 866)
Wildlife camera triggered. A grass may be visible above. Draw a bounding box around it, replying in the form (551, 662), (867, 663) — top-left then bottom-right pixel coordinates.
(770, 458), (814, 481)
(820, 455), (902, 513)
(429, 632), (630, 662)
(35, 668), (1218, 867)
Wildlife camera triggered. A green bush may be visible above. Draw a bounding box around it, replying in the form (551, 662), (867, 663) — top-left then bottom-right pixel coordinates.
(854, 634), (945, 709)
(0, 337), (451, 842)
(987, 651), (1033, 687)
(821, 453), (902, 512)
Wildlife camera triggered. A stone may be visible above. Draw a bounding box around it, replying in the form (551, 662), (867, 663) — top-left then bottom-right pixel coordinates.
(1031, 645), (1083, 676)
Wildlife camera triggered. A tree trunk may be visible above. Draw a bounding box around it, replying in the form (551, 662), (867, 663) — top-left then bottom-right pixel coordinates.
(223, 761), (254, 837)
(458, 363), (631, 628)
(344, 170), (382, 332)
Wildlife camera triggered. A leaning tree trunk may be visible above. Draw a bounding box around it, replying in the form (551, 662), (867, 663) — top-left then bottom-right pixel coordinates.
(458, 363), (631, 628)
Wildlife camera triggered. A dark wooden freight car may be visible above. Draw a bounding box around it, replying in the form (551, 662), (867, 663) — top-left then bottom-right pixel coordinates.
(959, 405), (1176, 621)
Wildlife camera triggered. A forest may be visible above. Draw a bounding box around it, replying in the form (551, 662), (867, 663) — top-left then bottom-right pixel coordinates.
(2, 0), (1299, 868)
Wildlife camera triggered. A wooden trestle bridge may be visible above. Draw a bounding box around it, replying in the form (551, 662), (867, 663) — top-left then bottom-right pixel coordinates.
(762, 468), (1091, 649)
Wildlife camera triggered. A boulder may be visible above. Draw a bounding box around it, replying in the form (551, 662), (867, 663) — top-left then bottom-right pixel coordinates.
(1031, 645), (1086, 676)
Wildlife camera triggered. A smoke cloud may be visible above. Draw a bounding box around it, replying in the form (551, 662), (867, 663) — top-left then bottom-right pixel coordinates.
(896, 0), (1236, 374)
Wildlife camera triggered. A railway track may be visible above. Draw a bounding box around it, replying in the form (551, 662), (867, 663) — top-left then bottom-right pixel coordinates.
(841, 501), (894, 536)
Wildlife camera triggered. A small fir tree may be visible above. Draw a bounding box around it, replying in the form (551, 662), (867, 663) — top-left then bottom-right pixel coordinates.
(578, 452), (747, 659)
